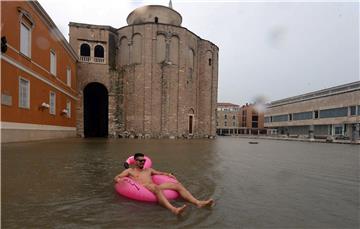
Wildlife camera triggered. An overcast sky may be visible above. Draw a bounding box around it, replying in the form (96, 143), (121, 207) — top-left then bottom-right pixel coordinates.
(38, 0), (359, 105)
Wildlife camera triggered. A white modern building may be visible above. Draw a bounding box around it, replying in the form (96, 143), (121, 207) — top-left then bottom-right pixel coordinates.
(264, 81), (360, 142)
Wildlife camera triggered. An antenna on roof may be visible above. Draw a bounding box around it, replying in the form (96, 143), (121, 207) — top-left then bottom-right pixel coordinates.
(169, 0), (173, 9)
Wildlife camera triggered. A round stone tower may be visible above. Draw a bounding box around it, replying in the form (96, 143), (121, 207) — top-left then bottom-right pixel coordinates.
(116, 4), (218, 138)
(69, 3), (218, 139)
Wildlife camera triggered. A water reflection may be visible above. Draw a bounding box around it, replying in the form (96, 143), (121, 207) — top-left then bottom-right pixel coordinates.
(2, 137), (359, 228)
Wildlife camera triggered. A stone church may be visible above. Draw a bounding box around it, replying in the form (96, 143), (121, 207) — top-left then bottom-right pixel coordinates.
(69, 3), (218, 139)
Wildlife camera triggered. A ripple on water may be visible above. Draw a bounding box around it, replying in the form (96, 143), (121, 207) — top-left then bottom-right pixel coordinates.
(2, 138), (359, 228)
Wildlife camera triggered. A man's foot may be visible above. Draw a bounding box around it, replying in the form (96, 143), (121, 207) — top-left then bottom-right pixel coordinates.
(196, 199), (214, 208)
(173, 204), (187, 215)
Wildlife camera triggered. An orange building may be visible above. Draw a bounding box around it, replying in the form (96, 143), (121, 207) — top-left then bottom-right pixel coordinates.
(238, 103), (265, 134)
(1, 1), (78, 142)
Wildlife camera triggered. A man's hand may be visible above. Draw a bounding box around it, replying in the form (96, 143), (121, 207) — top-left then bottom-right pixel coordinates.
(114, 169), (130, 183)
(114, 169), (131, 182)
(167, 173), (176, 179)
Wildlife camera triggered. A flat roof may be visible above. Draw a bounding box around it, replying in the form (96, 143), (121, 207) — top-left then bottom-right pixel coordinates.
(217, 103), (239, 107)
(269, 81), (360, 108)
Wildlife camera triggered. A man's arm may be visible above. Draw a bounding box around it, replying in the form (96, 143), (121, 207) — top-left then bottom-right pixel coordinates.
(114, 169), (130, 182)
(150, 168), (176, 179)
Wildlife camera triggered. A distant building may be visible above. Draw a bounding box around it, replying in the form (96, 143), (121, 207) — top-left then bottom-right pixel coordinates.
(216, 102), (267, 136)
(69, 4), (219, 139)
(216, 103), (240, 135)
(1, 1), (78, 143)
(238, 103), (265, 134)
(264, 81), (360, 142)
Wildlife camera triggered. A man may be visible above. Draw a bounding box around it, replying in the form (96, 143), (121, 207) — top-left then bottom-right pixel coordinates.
(114, 153), (214, 215)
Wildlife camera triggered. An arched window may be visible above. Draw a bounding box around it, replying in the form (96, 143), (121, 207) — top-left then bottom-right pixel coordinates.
(170, 36), (179, 65)
(156, 34), (166, 63)
(132, 34), (142, 64)
(80, 43), (90, 56)
(94, 45), (104, 58)
(120, 37), (129, 66)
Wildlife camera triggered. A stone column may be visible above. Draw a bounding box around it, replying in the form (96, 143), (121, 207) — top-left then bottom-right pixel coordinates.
(352, 123), (360, 142)
(309, 125), (314, 140)
(76, 91), (84, 137)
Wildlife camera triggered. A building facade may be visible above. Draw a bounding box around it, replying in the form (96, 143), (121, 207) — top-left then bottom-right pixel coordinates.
(216, 102), (266, 135)
(69, 4), (219, 139)
(264, 81), (360, 142)
(217, 103), (240, 128)
(1, 1), (78, 143)
(216, 103), (240, 135)
(238, 103), (265, 134)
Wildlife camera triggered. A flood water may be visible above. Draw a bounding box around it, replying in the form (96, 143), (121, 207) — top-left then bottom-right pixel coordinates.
(2, 137), (359, 228)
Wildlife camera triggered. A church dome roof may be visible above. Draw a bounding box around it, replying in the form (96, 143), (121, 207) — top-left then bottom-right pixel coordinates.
(127, 5), (182, 26)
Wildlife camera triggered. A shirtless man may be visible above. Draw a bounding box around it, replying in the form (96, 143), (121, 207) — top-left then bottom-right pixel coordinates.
(114, 153), (214, 215)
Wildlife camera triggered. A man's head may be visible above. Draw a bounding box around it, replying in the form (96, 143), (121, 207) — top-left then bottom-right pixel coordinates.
(134, 153), (146, 169)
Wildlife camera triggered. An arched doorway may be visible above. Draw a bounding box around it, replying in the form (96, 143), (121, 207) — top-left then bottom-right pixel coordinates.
(83, 82), (108, 137)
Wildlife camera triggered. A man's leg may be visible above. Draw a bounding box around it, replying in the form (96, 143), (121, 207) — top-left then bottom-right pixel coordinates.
(158, 182), (214, 208)
(145, 184), (187, 215)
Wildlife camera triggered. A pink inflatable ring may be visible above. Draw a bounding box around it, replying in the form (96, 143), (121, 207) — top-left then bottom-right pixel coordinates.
(115, 156), (179, 202)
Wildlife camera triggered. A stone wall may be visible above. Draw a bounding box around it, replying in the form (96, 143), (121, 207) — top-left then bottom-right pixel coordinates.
(69, 12), (218, 139)
(116, 23), (218, 138)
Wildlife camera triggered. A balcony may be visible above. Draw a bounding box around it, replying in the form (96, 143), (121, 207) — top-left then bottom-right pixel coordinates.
(94, 57), (105, 63)
(79, 56), (105, 64)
